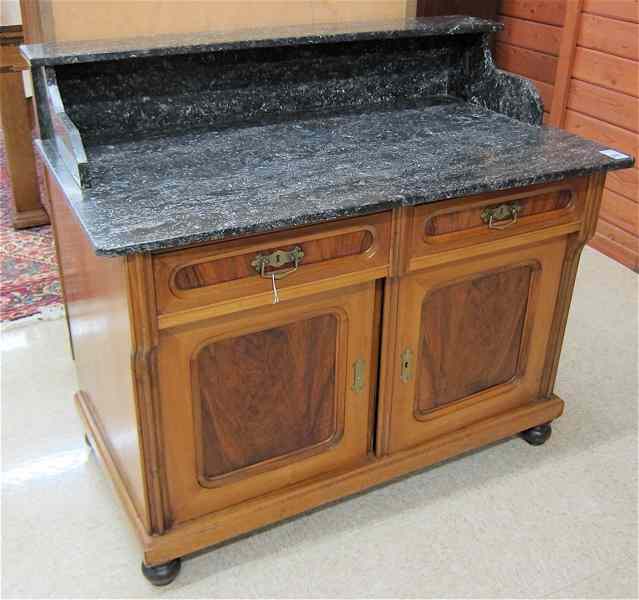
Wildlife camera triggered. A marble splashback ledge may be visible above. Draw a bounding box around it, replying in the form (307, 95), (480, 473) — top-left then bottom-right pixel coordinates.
(22, 17), (546, 189)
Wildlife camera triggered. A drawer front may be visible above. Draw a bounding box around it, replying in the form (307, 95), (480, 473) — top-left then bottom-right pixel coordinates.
(409, 179), (585, 269)
(153, 212), (391, 323)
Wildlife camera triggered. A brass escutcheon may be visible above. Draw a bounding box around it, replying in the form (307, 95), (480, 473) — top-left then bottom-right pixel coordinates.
(251, 246), (305, 279)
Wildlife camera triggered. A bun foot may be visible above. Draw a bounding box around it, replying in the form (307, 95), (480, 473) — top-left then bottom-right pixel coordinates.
(141, 558), (181, 586)
(521, 422), (552, 446)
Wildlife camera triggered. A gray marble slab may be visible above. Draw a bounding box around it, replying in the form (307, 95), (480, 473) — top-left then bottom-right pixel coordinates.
(39, 101), (633, 256)
(21, 16), (501, 66)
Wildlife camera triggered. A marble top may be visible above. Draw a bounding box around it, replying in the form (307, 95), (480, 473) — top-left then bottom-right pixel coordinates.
(21, 16), (501, 66)
(38, 101), (634, 256)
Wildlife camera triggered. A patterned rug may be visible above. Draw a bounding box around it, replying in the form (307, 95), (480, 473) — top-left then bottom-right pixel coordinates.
(0, 132), (63, 321)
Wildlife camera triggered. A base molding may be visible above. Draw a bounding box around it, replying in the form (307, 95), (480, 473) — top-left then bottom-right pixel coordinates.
(11, 207), (50, 229)
(77, 393), (562, 566)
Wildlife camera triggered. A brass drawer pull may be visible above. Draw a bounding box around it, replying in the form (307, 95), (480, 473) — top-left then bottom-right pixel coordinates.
(251, 246), (305, 280)
(481, 202), (521, 230)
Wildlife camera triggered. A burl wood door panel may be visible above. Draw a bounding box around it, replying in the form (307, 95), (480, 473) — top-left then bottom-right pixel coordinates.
(158, 283), (376, 523)
(387, 237), (567, 454)
(415, 265), (532, 414)
(195, 314), (339, 483)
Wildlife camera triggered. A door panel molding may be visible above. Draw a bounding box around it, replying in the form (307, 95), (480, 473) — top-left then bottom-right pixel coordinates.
(191, 312), (345, 488)
(386, 238), (567, 454)
(413, 260), (541, 419)
(157, 283), (376, 523)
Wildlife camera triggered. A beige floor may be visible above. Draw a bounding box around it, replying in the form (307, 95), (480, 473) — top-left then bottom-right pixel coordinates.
(1, 246), (637, 599)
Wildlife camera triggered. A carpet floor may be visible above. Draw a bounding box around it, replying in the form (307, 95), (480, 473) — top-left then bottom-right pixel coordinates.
(0, 132), (63, 321)
(1, 245), (637, 598)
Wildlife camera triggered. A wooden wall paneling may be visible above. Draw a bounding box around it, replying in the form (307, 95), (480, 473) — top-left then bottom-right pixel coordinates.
(594, 218), (639, 261)
(496, 15), (562, 54)
(549, 0), (583, 127)
(564, 111), (639, 158)
(582, 0), (639, 23)
(577, 12), (639, 61)
(590, 230), (639, 271)
(499, 0), (566, 26)
(563, 110), (639, 269)
(605, 168), (639, 203)
(600, 188), (639, 235)
(545, 0), (639, 272)
(572, 48), (639, 97)
(494, 42), (558, 84)
(495, 2), (564, 119)
(567, 79), (639, 132)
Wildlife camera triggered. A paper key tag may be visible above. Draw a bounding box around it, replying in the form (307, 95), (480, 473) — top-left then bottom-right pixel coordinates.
(600, 149), (630, 160)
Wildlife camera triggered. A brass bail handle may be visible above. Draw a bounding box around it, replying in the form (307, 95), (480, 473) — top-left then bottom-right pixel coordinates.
(251, 246), (305, 280)
(481, 202), (521, 230)
(251, 246), (305, 304)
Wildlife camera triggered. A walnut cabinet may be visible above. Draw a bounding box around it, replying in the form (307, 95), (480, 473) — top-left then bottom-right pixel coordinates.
(46, 168), (606, 578)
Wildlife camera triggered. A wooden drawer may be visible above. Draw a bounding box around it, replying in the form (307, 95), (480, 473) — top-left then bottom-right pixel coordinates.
(153, 212), (391, 326)
(408, 178), (586, 270)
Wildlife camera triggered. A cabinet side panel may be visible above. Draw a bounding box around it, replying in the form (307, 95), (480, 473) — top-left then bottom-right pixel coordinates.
(198, 315), (338, 480)
(416, 265), (532, 413)
(47, 173), (149, 530)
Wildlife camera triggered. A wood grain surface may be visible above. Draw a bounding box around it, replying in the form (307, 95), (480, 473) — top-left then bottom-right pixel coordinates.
(175, 230), (373, 290)
(197, 315), (338, 479)
(415, 266), (531, 413)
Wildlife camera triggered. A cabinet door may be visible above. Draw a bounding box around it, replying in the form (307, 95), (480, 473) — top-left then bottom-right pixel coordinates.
(387, 237), (567, 453)
(158, 282), (376, 524)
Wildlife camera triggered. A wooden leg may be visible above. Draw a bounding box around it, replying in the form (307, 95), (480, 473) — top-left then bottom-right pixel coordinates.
(0, 71), (49, 229)
(520, 422), (552, 446)
(141, 558), (182, 586)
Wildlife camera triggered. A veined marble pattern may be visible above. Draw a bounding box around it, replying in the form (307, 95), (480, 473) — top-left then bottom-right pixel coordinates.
(39, 102), (633, 256)
(21, 16), (502, 66)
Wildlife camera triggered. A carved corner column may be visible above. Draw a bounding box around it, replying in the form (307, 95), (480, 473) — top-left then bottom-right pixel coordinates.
(540, 172), (606, 397)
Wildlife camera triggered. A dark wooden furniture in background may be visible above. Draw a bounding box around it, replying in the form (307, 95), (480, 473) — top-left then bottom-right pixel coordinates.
(0, 24), (48, 228)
